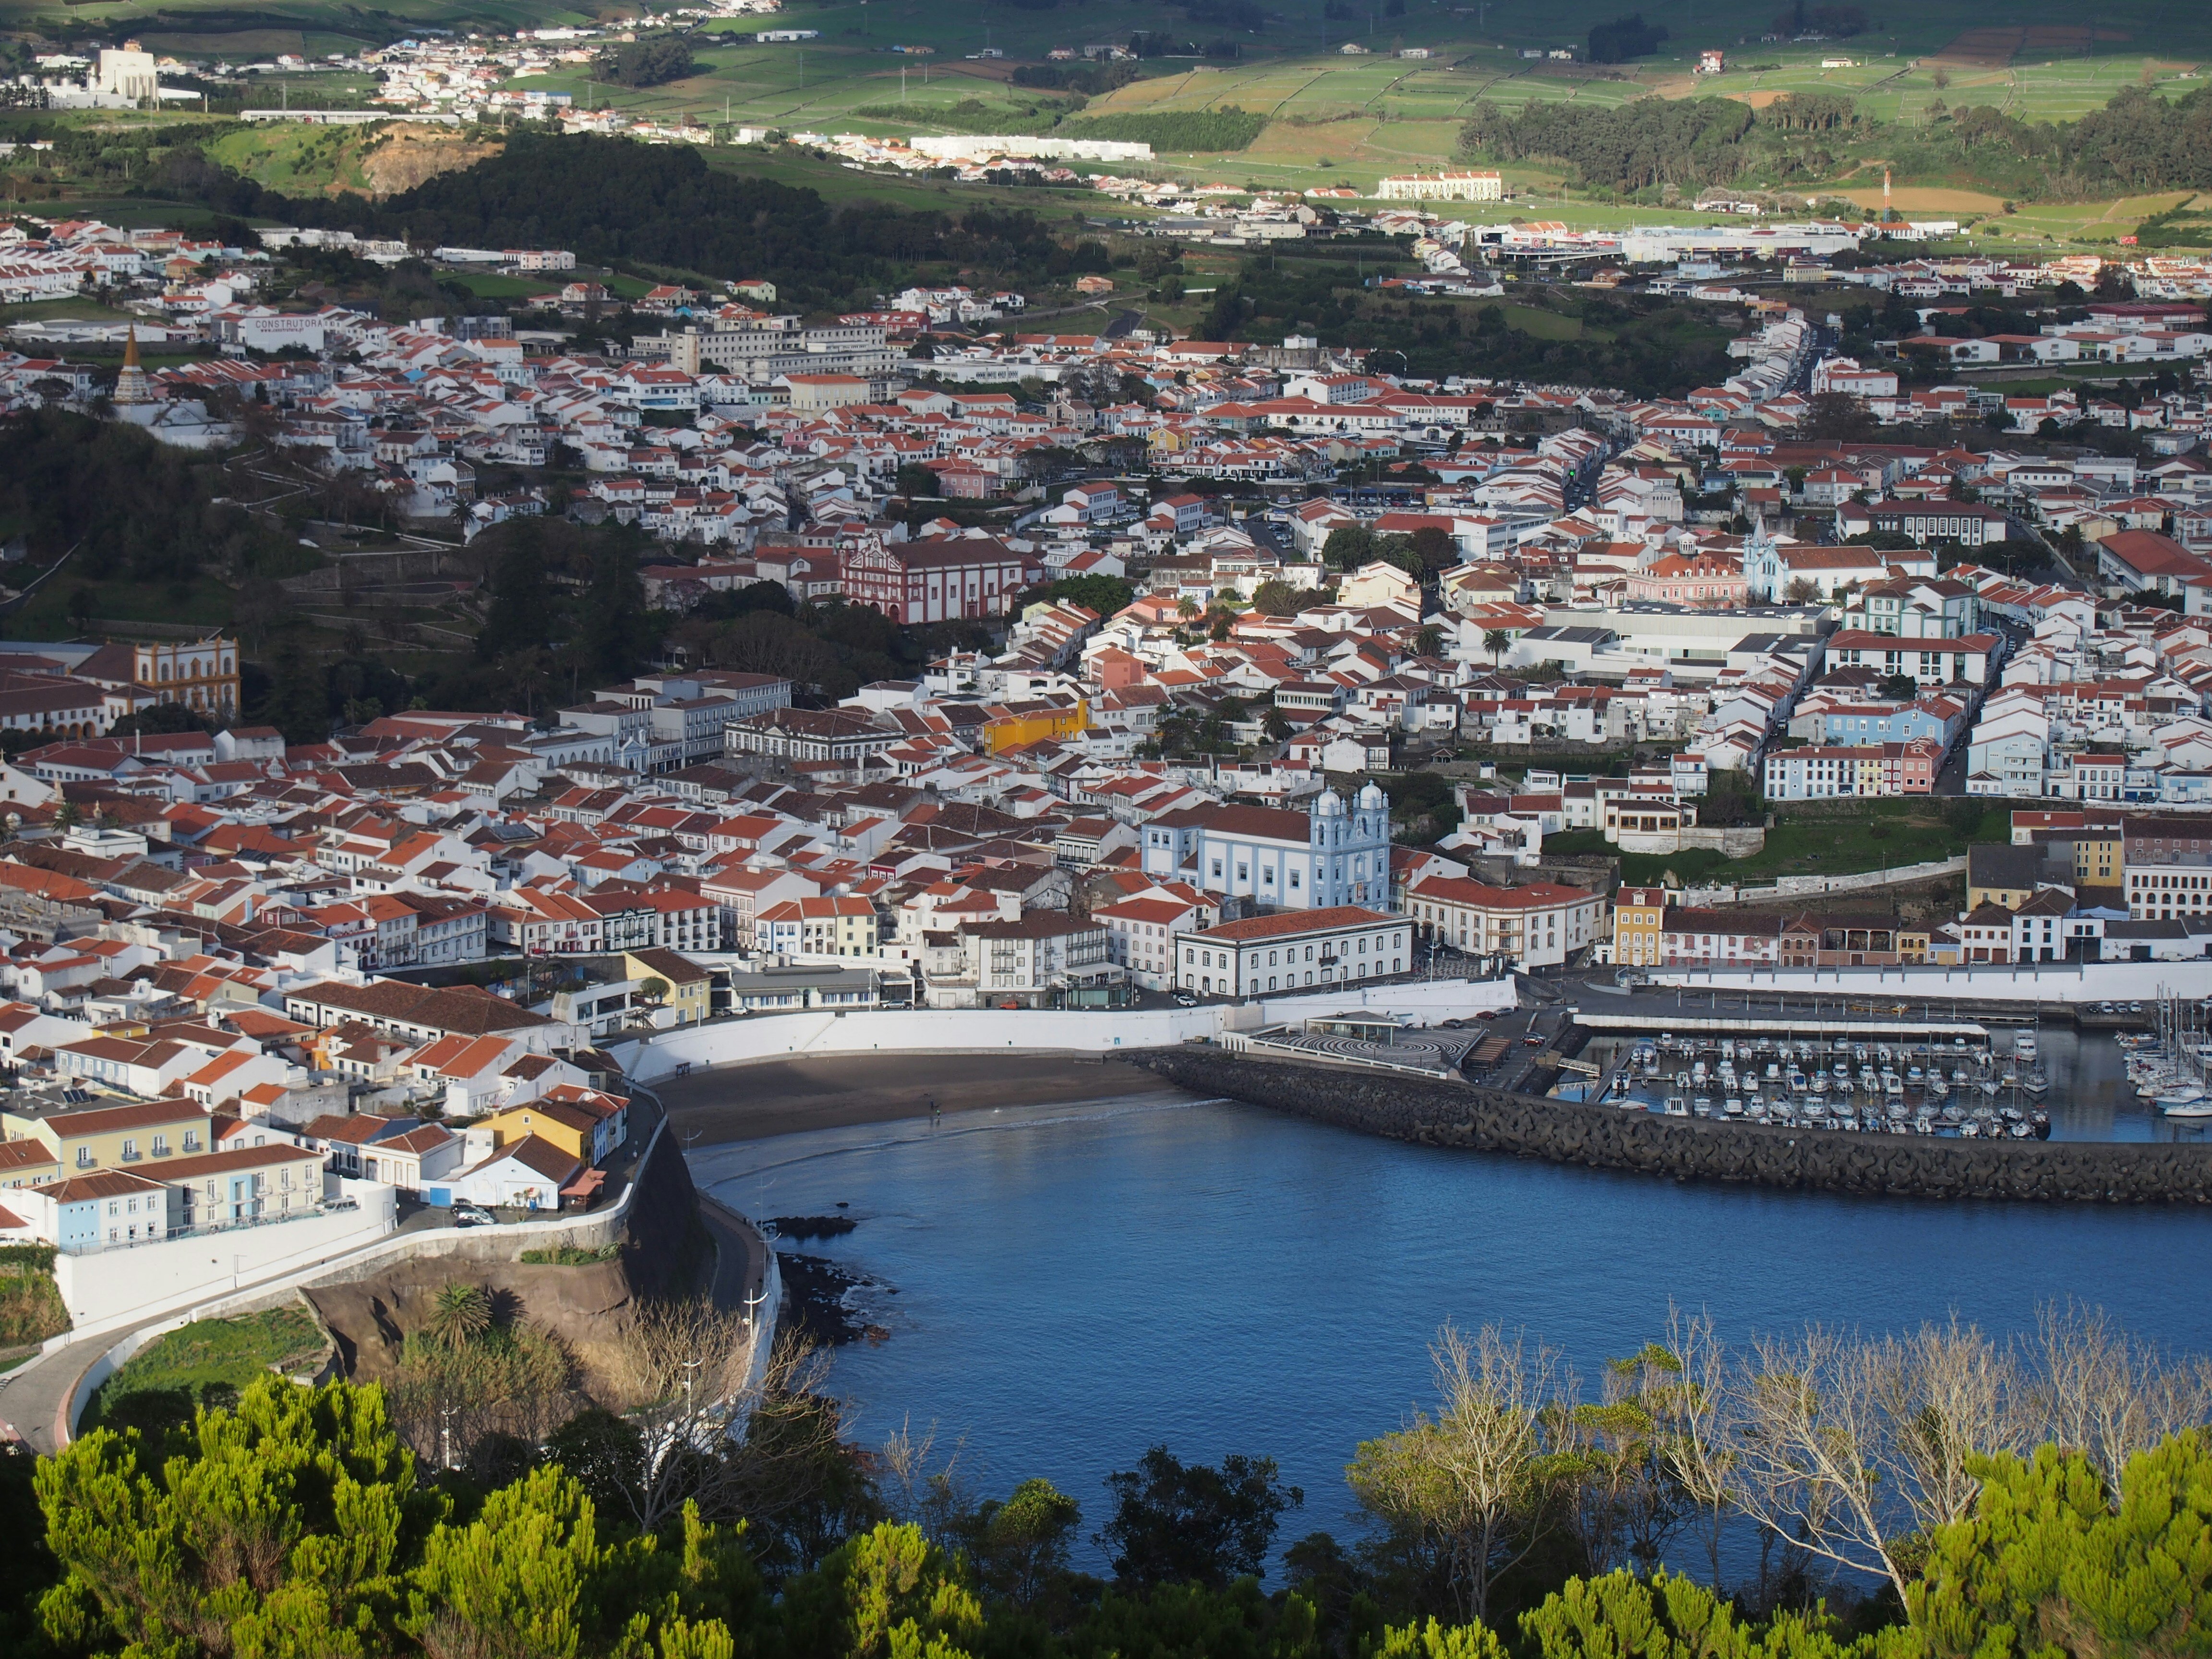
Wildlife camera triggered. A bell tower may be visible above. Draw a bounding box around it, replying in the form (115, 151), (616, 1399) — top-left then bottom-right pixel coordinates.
(113, 324), (153, 406)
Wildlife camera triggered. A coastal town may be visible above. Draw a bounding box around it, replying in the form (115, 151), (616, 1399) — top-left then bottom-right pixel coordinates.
(13, 0), (2212, 1644)
(10, 112), (2212, 1375)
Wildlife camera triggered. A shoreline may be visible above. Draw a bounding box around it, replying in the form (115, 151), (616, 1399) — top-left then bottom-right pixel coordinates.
(650, 1052), (1196, 1147)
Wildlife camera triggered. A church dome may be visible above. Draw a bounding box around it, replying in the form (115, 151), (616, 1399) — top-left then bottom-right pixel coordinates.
(1358, 782), (1388, 811)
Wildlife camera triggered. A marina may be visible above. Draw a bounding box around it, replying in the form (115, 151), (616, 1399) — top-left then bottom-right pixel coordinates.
(1569, 1025), (2051, 1140)
(1548, 992), (2212, 1142)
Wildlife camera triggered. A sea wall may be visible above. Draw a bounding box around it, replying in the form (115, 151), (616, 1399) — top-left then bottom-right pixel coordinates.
(1137, 1047), (2212, 1204)
(613, 977), (1516, 1082)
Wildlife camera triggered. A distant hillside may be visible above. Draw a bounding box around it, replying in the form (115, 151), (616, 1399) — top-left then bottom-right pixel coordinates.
(1058, 108), (1268, 152)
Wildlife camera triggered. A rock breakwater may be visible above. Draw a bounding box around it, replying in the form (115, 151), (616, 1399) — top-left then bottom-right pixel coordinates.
(1138, 1048), (2212, 1203)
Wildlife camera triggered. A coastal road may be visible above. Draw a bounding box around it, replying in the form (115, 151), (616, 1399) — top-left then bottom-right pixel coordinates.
(2, 1326), (124, 1455)
(697, 1192), (772, 1333)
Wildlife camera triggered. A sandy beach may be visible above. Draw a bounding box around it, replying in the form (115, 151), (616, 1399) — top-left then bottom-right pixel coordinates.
(651, 1052), (1194, 1146)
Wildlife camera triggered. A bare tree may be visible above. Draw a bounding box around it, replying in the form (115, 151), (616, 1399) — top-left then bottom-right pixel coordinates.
(1733, 1324), (1912, 1602)
(1732, 1316), (2024, 1603)
(1348, 1322), (1569, 1623)
(1657, 1303), (1735, 1592)
(587, 1296), (798, 1534)
(878, 1416), (975, 1549)
(2023, 1300), (2211, 1494)
(1875, 1315), (2022, 1554)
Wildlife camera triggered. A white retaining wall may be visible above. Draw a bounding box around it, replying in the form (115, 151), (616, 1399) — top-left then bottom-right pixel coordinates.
(53, 1188), (398, 1332)
(1682, 856), (1965, 908)
(613, 977), (1516, 1082)
(1649, 959), (2212, 1002)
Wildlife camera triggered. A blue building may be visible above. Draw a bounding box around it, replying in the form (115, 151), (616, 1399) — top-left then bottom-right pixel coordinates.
(1142, 787), (1394, 913)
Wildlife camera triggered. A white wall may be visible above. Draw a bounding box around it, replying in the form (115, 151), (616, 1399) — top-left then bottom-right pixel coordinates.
(1647, 960), (2212, 1003)
(613, 977), (1516, 1082)
(53, 1190), (397, 1332)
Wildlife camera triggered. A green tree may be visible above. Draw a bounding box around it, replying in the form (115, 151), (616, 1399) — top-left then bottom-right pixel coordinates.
(1098, 1446), (1303, 1591)
(37, 1375), (447, 1658)
(427, 1283), (493, 1351)
(261, 632), (331, 746)
(1484, 630), (1510, 671)
(779, 1522), (983, 1659)
(895, 463), (940, 498)
(476, 526), (554, 663)
(1250, 578), (1305, 616)
(1409, 526), (1457, 573)
(1322, 526), (1381, 571)
(966, 1479), (1081, 1611)
(1908, 1434), (2212, 1659)
(1520, 1570), (1851, 1659)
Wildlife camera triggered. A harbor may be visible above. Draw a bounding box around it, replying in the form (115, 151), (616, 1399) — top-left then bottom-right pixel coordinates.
(1570, 1025), (2050, 1140)
(1555, 990), (2212, 1142)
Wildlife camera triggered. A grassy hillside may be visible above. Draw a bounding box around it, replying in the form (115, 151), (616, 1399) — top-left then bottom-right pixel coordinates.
(4, 0), (2210, 246)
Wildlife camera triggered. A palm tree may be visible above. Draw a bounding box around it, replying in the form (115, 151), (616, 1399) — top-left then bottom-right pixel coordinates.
(427, 1283), (492, 1350)
(1484, 629), (1510, 670)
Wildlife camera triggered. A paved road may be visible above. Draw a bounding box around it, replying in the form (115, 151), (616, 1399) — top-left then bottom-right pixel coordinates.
(2, 1327), (119, 1455)
(696, 1192), (771, 1331)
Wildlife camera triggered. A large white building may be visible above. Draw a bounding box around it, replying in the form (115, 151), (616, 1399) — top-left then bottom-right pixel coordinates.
(1172, 905), (1412, 996)
(1377, 171), (1503, 203)
(1403, 874), (1604, 969)
(1143, 787), (1394, 912)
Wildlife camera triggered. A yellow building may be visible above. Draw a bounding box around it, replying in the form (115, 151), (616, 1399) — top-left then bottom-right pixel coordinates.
(132, 637), (240, 720)
(3, 1097), (214, 1175)
(781, 373), (871, 412)
(1610, 886), (1667, 968)
(983, 700), (1088, 755)
(624, 949), (711, 1027)
(475, 1097), (624, 1177)
(0, 1138), (60, 1189)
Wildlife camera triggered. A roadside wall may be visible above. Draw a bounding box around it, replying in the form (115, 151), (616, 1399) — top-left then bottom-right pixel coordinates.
(1140, 1047), (2212, 1204)
(53, 1189), (397, 1331)
(613, 977), (1516, 1082)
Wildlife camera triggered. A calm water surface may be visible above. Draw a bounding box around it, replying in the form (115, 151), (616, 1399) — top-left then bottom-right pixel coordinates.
(694, 1072), (2212, 1558)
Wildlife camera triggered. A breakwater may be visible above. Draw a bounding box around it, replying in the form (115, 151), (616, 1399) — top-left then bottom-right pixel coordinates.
(1137, 1048), (2212, 1203)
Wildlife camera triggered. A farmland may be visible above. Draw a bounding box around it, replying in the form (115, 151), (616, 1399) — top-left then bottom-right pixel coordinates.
(3, 0), (2211, 248)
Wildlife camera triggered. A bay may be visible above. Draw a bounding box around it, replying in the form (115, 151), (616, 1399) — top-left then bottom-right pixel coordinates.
(692, 1078), (2212, 1566)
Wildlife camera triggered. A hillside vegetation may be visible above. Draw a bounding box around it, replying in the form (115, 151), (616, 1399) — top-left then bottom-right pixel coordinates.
(1059, 108), (1270, 152)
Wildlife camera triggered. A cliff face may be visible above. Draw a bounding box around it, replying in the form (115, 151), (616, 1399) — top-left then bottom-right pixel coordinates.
(304, 1124), (709, 1389)
(1140, 1049), (2212, 1204)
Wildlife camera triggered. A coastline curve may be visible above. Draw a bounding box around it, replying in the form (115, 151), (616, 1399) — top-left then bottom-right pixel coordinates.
(1135, 1047), (2212, 1203)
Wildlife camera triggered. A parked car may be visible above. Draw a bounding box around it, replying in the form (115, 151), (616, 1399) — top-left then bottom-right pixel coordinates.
(452, 1204), (494, 1228)
(1172, 990), (1198, 1007)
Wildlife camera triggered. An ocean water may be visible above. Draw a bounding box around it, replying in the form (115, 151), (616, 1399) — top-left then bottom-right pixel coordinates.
(691, 1080), (2212, 1562)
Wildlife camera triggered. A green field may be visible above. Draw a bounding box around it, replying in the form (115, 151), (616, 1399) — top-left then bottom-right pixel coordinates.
(80, 1306), (326, 1437)
(5, 0), (2210, 249)
(1548, 800), (2008, 889)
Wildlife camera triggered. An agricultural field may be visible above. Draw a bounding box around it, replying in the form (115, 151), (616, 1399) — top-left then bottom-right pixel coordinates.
(3, 0), (2209, 249)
